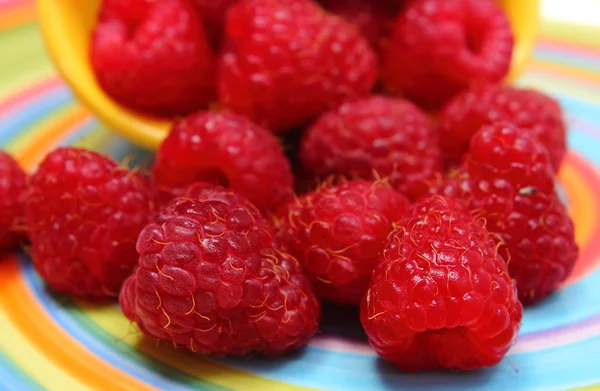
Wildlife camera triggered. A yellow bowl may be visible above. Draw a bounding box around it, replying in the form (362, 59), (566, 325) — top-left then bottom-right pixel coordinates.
(37, 0), (540, 150)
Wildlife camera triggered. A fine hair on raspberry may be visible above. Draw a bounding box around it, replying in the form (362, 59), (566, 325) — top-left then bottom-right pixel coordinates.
(153, 111), (294, 212)
(121, 183), (321, 356)
(25, 147), (154, 298)
(361, 195), (522, 371)
(276, 179), (410, 304)
(382, 0), (514, 108)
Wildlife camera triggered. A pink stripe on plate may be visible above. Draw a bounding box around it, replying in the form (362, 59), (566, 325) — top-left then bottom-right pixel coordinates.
(511, 315), (600, 354)
(0, 0), (30, 10)
(309, 336), (375, 356)
(0, 78), (62, 116)
(309, 315), (600, 356)
(537, 40), (600, 62)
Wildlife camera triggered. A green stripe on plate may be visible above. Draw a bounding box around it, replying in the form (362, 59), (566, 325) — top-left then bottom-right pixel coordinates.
(0, 22), (55, 98)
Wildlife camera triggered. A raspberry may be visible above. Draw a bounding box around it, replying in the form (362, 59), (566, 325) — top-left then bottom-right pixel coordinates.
(218, 0), (378, 132)
(91, 0), (216, 116)
(153, 111), (294, 212)
(26, 147), (154, 298)
(300, 96), (442, 200)
(382, 0), (513, 108)
(120, 183), (321, 356)
(361, 195), (522, 371)
(276, 180), (410, 305)
(0, 151), (27, 251)
(319, 0), (399, 45)
(435, 124), (578, 304)
(439, 83), (567, 172)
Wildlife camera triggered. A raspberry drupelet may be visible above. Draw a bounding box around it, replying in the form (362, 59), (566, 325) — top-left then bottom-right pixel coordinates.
(26, 147), (154, 298)
(153, 111), (294, 213)
(218, 0), (378, 132)
(438, 83), (567, 172)
(120, 183), (321, 356)
(91, 0), (216, 116)
(276, 180), (410, 305)
(300, 95), (442, 200)
(0, 151), (27, 252)
(435, 123), (578, 304)
(382, 0), (514, 108)
(361, 195), (522, 371)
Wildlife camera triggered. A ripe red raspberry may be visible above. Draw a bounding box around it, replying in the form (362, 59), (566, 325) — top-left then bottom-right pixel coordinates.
(91, 0), (216, 116)
(361, 195), (522, 371)
(382, 0), (513, 108)
(276, 180), (410, 305)
(319, 0), (399, 45)
(439, 83), (567, 172)
(0, 151), (27, 251)
(435, 124), (578, 305)
(300, 96), (442, 200)
(153, 111), (294, 213)
(26, 147), (154, 298)
(120, 183), (321, 356)
(218, 0), (378, 132)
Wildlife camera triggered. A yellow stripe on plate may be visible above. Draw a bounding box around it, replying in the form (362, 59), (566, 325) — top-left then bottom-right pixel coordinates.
(0, 303), (93, 391)
(541, 21), (600, 49)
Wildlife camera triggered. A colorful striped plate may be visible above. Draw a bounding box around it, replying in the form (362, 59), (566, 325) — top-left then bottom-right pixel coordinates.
(1, 1), (600, 390)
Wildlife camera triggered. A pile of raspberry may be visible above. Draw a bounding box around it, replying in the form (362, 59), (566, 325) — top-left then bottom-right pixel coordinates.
(0, 0), (578, 373)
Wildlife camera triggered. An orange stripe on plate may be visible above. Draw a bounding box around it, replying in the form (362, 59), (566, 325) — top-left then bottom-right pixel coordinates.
(0, 104), (156, 391)
(560, 157), (597, 250)
(537, 38), (600, 59)
(539, 35), (600, 54)
(0, 258), (158, 391)
(560, 153), (600, 285)
(13, 106), (91, 170)
(528, 60), (600, 88)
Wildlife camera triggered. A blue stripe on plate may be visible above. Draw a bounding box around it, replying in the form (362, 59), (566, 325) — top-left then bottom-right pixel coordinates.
(0, 348), (46, 391)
